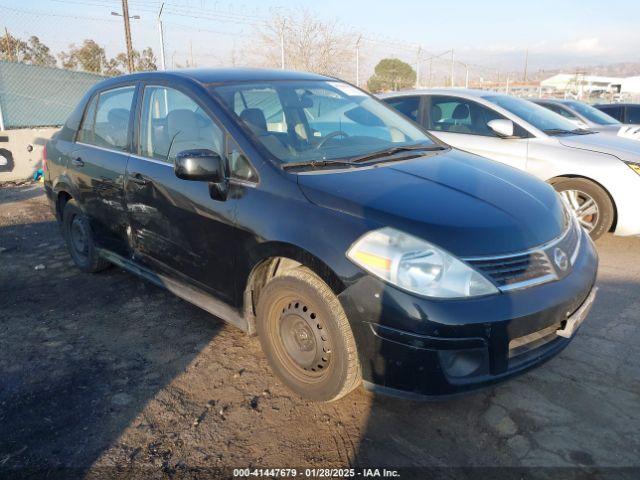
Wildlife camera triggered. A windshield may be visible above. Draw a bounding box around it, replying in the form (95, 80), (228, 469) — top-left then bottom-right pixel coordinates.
(210, 80), (435, 163)
(484, 95), (581, 133)
(565, 101), (621, 126)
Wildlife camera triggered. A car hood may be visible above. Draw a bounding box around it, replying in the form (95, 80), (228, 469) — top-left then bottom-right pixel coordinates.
(559, 133), (640, 163)
(297, 149), (565, 257)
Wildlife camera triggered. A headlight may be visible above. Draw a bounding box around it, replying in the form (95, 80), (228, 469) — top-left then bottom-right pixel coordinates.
(346, 227), (499, 299)
(627, 162), (640, 176)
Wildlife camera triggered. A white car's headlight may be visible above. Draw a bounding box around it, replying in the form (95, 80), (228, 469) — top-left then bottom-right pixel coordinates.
(346, 227), (499, 299)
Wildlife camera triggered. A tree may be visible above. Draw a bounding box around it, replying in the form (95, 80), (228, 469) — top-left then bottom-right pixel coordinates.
(251, 9), (355, 77)
(135, 47), (157, 72)
(24, 36), (56, 67)
(0, 33), (56, 67)
(59, 40), (107, 73)
(367, 58), (416, 93)
(58, 40), (157, 76)
(103, 48), (158, 76)
(1, 31), (28, 63)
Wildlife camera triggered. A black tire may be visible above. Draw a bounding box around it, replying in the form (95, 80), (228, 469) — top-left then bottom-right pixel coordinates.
(552, 178), (614, 240)
(256, 267), (361, 402)
(62, 199), (110, 273)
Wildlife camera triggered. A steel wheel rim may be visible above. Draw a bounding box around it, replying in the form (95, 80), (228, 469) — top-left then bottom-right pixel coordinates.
(70, 215), (89, 259)
(271, 297), (333, 382)
(560, 189), (599, 232)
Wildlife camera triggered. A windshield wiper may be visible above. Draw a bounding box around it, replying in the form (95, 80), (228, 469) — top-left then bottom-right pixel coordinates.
(571, 128), (596, 135)
(543, 128), (574, 136)
(349, 144), (446, 164)
(281, 158), (355, 170)
(281, 144), (445, 170)
(544, 128), (594, 136)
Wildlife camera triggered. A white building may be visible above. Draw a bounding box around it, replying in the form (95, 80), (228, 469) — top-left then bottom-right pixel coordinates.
(621, 76), (640, 94)
(540, 73), (625, 95)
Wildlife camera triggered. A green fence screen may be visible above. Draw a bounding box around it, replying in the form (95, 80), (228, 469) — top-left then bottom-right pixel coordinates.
(0, 61), (105, 129)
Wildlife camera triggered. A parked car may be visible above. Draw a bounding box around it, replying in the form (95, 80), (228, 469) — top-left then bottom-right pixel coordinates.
(594, 103), (640, 124)
(382, 89), (640, 239)
(533, 99), (640, 140)
(44, 70), (598, 401)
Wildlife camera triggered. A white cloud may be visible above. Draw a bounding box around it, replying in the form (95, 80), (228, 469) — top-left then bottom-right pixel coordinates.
(562, 37), (607, 55)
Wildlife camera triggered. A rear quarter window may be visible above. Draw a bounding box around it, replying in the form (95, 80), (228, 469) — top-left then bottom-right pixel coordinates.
(627, 106), (640, 124)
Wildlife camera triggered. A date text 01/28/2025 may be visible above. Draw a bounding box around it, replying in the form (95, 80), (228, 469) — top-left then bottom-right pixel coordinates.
(233, 468), (400, 477)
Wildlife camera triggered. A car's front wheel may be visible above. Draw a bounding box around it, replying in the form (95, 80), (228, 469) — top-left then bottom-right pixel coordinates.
(256, 266), (361, 402)
(62, 199), (110, 273)
(553, 178), (614, 240)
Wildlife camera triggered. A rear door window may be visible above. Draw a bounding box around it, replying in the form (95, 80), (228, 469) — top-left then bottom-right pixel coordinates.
(598, 105), (623, 121)
(87, 86), (136, 151)
(77, 94), (98, 144)
(627, 106), (640, 124)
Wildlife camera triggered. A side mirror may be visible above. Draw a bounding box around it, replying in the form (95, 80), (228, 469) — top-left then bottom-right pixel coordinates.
(487, 119), (515, 138)
(175, 149), (224, 182)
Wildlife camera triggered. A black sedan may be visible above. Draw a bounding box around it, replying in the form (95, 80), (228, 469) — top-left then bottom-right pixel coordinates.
(594, 103), (640, 125)
(44, 69), (598, 401)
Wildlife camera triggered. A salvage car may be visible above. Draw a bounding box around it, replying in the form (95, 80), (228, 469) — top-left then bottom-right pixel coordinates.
(594, 103), (640, 125)
(45, 70), (598, 401)
(532, 98), (640, 140)
(382, 89), (640, 239)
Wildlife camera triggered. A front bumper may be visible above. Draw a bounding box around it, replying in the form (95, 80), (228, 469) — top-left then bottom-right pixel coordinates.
(338, 230), (599, 398)
(611, 164), (640, 236)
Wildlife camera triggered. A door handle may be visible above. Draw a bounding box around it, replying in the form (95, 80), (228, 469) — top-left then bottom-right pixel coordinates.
(72, 157), (84, 167)
(129, 173), (149, 186)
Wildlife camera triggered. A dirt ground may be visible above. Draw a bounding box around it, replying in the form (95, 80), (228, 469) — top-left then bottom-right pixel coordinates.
(1, 183), (639, 479)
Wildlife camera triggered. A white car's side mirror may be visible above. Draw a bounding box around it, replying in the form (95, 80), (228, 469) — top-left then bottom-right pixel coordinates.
(487, 119), (515, 138)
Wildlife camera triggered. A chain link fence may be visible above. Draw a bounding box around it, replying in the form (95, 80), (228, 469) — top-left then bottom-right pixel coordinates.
(1, 1), (638, 130)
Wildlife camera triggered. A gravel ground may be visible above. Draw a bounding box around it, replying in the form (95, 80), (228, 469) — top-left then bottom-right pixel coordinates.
(1, 183), (639, 479)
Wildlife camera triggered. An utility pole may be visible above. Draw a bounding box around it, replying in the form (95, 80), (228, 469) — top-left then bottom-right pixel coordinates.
(121, 0), (134, 73)
(415, 45), (421, 88)
(428, 57), (433, 88)
(450, 49), (455, 87)
(523, 48), (529, 82)
(355, 35), (362, 87)
(111, 2), (139, 73)
(158, 2), (166, 70)
(464, 64), (469, 88)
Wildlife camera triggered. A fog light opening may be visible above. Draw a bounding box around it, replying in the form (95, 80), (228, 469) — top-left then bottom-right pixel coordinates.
(439, 349), (485, 378)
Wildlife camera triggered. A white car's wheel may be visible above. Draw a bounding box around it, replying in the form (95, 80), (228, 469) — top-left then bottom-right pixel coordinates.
(553, 178), (614, 240)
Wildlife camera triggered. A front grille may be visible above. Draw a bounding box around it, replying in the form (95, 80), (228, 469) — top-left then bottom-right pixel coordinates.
(464, 217), (582, 292)
(467, 252), (554, 288)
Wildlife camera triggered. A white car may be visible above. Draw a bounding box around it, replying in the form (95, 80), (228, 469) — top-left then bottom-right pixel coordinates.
(532, 98), (640, 140)
(381, 89), (640, 239)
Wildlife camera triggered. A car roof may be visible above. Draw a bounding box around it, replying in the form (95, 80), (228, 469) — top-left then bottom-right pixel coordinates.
(91, 68), (333, 89)
(378, 88), (502, 100)
(532, 98), (574, 105)
(594, 103), (638, 107)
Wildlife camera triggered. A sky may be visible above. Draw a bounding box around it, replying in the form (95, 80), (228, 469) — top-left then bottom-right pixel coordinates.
(6, 0), (640, 75)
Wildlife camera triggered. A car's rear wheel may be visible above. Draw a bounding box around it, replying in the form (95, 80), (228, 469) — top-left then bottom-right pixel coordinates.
(256, 266), (361, 402)
(552, 178), (614, 240)
(62, 199), (110, 273)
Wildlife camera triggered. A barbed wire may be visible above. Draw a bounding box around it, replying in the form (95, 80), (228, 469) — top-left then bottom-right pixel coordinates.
(1, 0), (534, 87)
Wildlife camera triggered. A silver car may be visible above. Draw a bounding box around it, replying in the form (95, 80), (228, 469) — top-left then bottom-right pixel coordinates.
(532, 98), (640, 139)
(381, 89), (640, 239)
